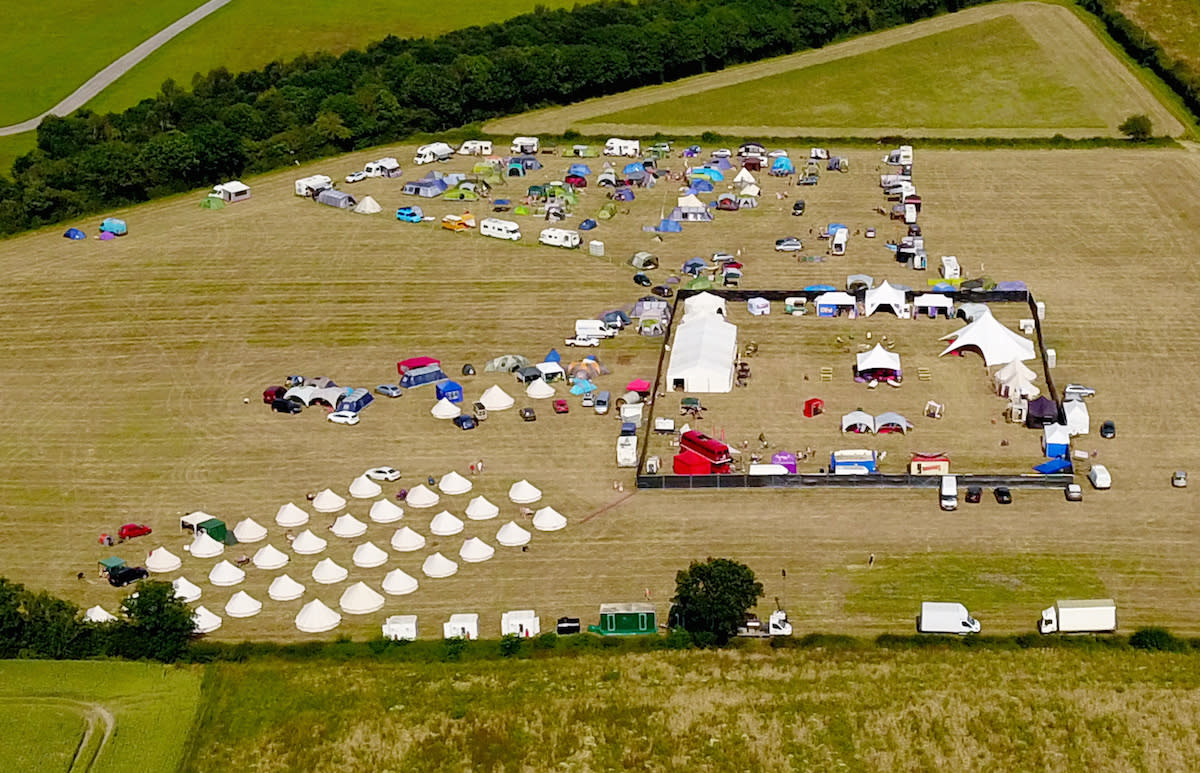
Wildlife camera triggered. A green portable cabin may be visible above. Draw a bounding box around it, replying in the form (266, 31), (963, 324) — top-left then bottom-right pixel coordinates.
(588, 603), (657, 636)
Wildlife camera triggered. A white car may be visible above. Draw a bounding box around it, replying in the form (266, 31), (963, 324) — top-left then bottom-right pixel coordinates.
(328, 411), (360, 425)
(1172, 470), (1188, 488)
(711, 148), (732, 158)
(1088, 464), (1111, 489)
(345, 171), (367, 184)
(1063, 383), (1096, 400)
(565, 337), (600, 347)
(366, 466), (400, 482)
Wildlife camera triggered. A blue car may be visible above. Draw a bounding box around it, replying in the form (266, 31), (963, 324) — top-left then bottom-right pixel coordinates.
(396, 206), (423, 223)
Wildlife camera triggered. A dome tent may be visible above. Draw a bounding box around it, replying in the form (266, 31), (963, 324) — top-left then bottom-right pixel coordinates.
(291, 529), (328, 555)
(339, 582), (385, 615)
(422, 552), (459, 578)
(465, 496), (499, 520)
(275, 503), (310, 528)
(312, 558), (349, 584)
(268, 574), (305, 602)
(189, 531), (225, 559)
(172, 576), (202, 603)
(312, 489), (347, 513)
(193, 606), (222, 634)
(331, 514), (368, 539)
(146, 547), (182, 573)
(225, 591), (263, 618)
(431, 398), (461, 420)
(369, 499), (404, 524)
(382, 568), (419, 596)
(85, 606), (118, 623)
(508, 479), (542, 504)
(459, 537), (496, 563)
(391, 526), (426, 552)
(352, 541), (389, 568)
(252, 544), (289, 570)
(295, 599), (341, 633)
(208, 560), (246, 587)
(349, 475), (382, 499)
(479, 385), (515, 411)
(405, 484), (439, 509)
(496, 521), (532, 547)
(532, 506), (568, 532)
(430, 511), (464, 536)
(438, 471), (472, 495)
(233, 518), (268, 543)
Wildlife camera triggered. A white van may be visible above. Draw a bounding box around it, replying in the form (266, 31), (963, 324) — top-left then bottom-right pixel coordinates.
(575, 319), (617, 339)
(939, 475), (958, 511)
(604, 138), (641, 157)
(1088, 464), (1112, 489)
(480, 218), (521, 241)
(457, 140), (492, 156)
(594, 391), (611, 415)
(917, 602), (980, 634)
(831, 228), (848, 256)
(539, 228), (581, 249)
(940, 256), (961, 279)
(510, 136), (539, 155)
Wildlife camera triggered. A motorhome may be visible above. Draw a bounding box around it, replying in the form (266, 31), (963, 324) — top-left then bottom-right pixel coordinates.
(1038, 599), (1117, 634)
(882, 145), (914, 166)
(917, 602), (980, 634)
(510, 136), (539, 155)
(363, 157), (401, 177)
(413, 142), (455, 165)
(604, 138), (641, 157)
(904, 204), (918, 225)
(940, 475), (958, 510)
(479, 218), (521, 241)
(457, 140), (493, 155)
(538, 228), (581, 249)
(831, 227), (848, 256)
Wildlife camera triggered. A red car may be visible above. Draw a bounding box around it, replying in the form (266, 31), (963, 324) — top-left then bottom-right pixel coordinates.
(118, 523), (153, 540)
(553, 399), (569, 414)
(262, 386), (286, 404)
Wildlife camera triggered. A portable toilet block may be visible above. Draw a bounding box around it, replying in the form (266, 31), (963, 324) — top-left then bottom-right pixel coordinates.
(589, 240), (605, 257)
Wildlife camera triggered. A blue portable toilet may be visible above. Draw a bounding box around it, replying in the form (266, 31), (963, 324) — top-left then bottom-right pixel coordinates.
(63, 228), (86, 240)
(436, 380), (464, 403)
(1043, 424), (1070, 458)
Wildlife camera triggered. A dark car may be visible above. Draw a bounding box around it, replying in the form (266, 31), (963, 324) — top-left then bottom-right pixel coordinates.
(453, 415), (477, 431)
(520, 407), (537, 422)
(965, 486), (982, 504)
(792, 200), (806, 216)
(271, 398), (301, 414)
(633, 273), (652, 287)
(1100, 420), (1115, 439)
(652, 285), (674, 298)
(107, 565), (148, 587)
(994, 487), (1013, 505)
(118, 523), (152, 540)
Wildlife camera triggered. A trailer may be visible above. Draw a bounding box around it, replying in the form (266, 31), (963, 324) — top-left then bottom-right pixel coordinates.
(736, 609), (793, 637)
(1038, 599), (1117, 634)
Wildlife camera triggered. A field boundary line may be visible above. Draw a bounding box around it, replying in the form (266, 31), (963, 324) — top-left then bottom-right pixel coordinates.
(581, 492), (637, 523)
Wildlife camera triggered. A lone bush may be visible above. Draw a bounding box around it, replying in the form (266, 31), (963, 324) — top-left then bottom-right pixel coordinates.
(1119, 114), (1153, 140)
(1130, 627), (1185, 652)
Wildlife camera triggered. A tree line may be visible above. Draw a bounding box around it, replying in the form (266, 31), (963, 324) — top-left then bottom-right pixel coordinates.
(0, 0), (990, 236)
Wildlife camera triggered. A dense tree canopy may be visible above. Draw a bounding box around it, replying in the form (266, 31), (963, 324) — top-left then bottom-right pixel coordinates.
(672, 557), (764, 644)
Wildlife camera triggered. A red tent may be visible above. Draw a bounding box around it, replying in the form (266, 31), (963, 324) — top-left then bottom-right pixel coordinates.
(673, 450), (712, 475)
(804, 398), (824, 417)
(397, 356), (441, 375)
(626, 378), (651, 393)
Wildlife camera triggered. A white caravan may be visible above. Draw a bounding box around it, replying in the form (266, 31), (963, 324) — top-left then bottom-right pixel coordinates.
(831, 227), (849, 256)
(538, 228), (581, 249)
(510, 136), (539, 155)
(617, 435), (638, 467)
(1038, 599), (1117, 634)
(604, 138), (641, 157)
(457, 140), (493, 155)
(939, 256), (961, 279)
(363, 157), (400, 177)
(479, 218), (521, 241)
(413, 142), (455, 165)
(294, 174), (332, 197)
(917, 602), (980, 634)
(884, 182), (917, 200)
(882, 145), (914, 166)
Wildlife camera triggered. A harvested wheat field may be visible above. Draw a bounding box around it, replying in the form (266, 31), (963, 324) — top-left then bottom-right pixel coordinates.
(0, 141), (1198, 640)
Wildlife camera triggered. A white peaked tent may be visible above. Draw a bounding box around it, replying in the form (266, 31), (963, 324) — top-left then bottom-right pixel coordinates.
(443, 613), (479, 639)
(501, 610), (541, 637)
(353, 195), (382, 214)
(268, 574), (305, 602)
(405, 484), (439, 509)
(312, 488), (347, 513)
(508, 479), (542, 504)
(253, 544), (289, 570)
(189, 531), (225, 559)
(349, 475), (382, 499)
(677, 193), (707, 210)
(146, 547), (182, 573)
(295, 599), (341, 633)
(683, 291), (727, 319)
(856, 344), (901, 375)
(233, 518), (268, 543)
(733, 167), (756, 185)
(439, 471), (472, 495)
(1064, 399), (1090, 436)
(940, 311), (1035, 366)
(466, 496), (499, 520)
(209, 560), (246, 587)
(739, 182), (761, 198)
(422, 552), (459, 578)
(525, 378), (555, 399)
(480, 385), (515, 411)
(841, 411), (875, 434)
(352, 541), (389, 569)
(312, 558), (348, 584)
(291, 529), (328, 555)
(391, 526), (426, 552)
(532, 506), (567, 532)
(913, 293), (954, 314)
(172, 576), (202, 603)
(225, 590), (263, 618)
(431, 398), (461, 419)
(85, 606), (118, 623)
(430, 510), (465, 536)
(459, 537), (496, 563)
(382, 614), (418, 640)
(275, 502), (310, 528)
(667, 313), (738, 393)
(369, 499), (405, 524)
(496, 521), (532, 547)
(994, 359), (1040, 398)
(864, 280), (908, 316)
(331, 513), (368, 539)
(340, 582), (385, 615)
(193, 606), (222, 634)
(382, 568), (419, 596)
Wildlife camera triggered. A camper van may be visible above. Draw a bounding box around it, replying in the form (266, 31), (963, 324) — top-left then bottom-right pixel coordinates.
(413, 142), (455, 165)
(830, 227), (848, 256)
(480, 218), (521, 241)
(510, 136), (539, 155)
(604, 138), (641, 157)
(457, 140), (493, 156)
(575, 319), (617, 339)
(882, 145), (914, 166)
(939, 475), (958, 510)
(939, 256), (961, 279)
(917, 602), (980, 634)
(538, 228), (581, 249)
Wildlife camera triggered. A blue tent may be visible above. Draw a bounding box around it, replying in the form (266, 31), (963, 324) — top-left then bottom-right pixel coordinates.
(804, 284), (836, 292)
(931, 282), (956, 292)
(63, 228), (85, 240)
(435, 380), (464, 403)
(622, 162), (645, 176)
(545, 348), (562, 363)
(569, 378), (596, 395)
(612, 188), (635, 202)
(688, 179), (714, 193)
(338, 389), (374, 413)
(579, 219), (598, 231)
(100, 218), (127, 235)
(568, 163), (592, 176)
(603, 310), (631, 327)
(710, 158), (733, 171)
(771, 157), (795, 174)
(690, 168), (724, 182)
(1034, 458), (1073, 474)
(655, 219), (682, 233)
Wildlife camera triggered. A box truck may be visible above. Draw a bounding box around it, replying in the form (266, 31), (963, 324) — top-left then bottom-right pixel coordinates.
(1038, 599), (1117, 634)
(479, 218), (521, 241)
(939, 475), (958, 510)
(917, 602), (980, 634)
(413, 142), (455, 165)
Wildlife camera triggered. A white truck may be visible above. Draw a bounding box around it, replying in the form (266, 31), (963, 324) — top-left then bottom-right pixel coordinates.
(510, 136), (539, 155)
(736, 609), (793, 637)
(1038, 599), (1117, 634)
(917, 602), (980, 634)
(413, 142), (455, 165)
(538, 228), (581, 249)
(939, 475), (958, 511)
(457, 140), (493, 155)
(604, 138), (641, 157)
(617, 435), (638, 467)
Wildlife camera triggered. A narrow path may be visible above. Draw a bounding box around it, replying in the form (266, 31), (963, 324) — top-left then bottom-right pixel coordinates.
(0, 0), (235, 136)
(3, 697), (116, 773)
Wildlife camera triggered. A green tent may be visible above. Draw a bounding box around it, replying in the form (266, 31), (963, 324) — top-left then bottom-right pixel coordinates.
(527, 185), (547, 199)
(99, 556), (125, 572)
(199, 518), (230, 543)
(685, 276), (714, 290)
(514, 204), (532, 216)
(200, 196), (225, 209)
(596, 202), (618, 220)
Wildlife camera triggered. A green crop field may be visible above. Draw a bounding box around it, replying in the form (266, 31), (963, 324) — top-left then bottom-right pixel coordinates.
(184, 649), (1200, 771)
(0, 134), (37, 179)
(0, 661), (203, 772)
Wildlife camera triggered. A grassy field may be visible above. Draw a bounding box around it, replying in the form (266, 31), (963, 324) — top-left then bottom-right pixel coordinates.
(0, 660), (203, 772)
(490, 2), (1184, 138)
(588, 17), (1103, 130)
(0, 133), (36, 178)
(1116, 0), (1200, 73)
(183, 649), (1200, 771)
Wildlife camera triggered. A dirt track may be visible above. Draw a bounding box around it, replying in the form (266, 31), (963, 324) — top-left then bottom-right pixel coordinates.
(485, 2), (1185, 139)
